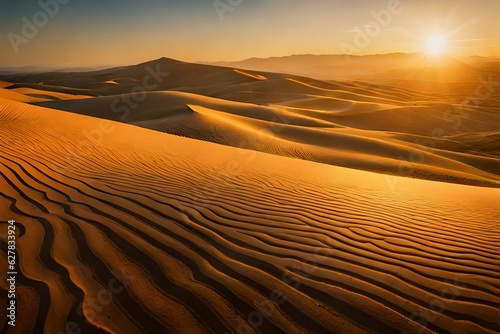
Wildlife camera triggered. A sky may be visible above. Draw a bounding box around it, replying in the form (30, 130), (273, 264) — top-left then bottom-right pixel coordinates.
(0, 0), (499, 67)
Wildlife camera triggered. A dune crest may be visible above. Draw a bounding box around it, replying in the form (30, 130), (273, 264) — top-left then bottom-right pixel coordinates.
(35, 86), (500, 187)
(234, 69), (268, 80)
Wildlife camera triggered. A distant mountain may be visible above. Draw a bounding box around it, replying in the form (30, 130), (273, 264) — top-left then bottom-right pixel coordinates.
(2, 54), (498, 102)
(0, 65), (115, 74)
(205, 53), (494, 88)
(0, 66), (59, 74)
(0, 57), (291, 96)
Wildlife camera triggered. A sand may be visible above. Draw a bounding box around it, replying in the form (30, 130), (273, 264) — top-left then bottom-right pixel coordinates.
(0, 96), (499, 333)
(29, 58), (500, 187)
(0, 82), (91, 103)
(0, 57), (499, 333)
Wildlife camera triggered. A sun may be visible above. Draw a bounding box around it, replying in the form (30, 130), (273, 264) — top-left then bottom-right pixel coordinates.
(426, 35), (448, 56)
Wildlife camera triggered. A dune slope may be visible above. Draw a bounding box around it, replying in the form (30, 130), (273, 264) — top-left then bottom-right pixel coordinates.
(36, 90), (500, 187)
(1, 98), (499, 333)
(2, 58), (498, 188)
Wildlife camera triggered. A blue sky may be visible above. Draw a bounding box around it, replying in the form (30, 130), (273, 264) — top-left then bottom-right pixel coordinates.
(0, 0), (499, 67)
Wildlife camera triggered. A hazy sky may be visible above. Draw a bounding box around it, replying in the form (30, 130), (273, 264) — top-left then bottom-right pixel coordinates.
(0, 0), (499, 67)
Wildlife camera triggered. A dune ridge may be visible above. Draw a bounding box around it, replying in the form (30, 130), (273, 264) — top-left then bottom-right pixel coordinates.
(1, 98), (499, 333)
(36, 89), (500, 187)
(1, 57), (494, 187)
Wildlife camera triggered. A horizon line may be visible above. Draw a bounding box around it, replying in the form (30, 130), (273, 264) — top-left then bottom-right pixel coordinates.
(1, 52), (500, 71)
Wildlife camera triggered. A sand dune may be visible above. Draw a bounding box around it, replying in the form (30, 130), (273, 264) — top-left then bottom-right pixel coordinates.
(1, 57), (499, 333)
(103, 80), (119, 85)
(0, 83), (91, 103)
(234, 69), (268, 81)
(1, 98), (499, 333)
(0, 58), (496, 187)
(36, 88), (500, 187)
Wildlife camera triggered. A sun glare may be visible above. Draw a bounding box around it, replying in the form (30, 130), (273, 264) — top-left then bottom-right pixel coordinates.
(426, 35), (448, 56)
